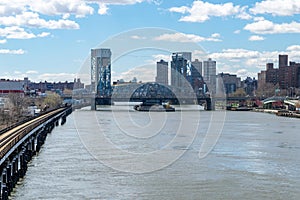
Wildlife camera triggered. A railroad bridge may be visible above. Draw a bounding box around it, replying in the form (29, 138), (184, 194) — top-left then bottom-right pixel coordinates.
(90, 48), (212, 110)
(0, 106), (72, 199)
(92, 82), (212, 110)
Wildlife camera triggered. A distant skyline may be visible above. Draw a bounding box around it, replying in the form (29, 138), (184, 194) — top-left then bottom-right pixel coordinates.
(1, 0), (300, 83)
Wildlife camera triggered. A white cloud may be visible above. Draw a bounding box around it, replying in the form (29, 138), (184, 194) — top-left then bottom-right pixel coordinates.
(211, 33), (220, 38)
(0, 39), (7, 44)
(91, 0), (152, 15)
(249, 35), (265, 41)
(236, 69), (248, 77)
(209, 49), (260, 60)
(0, 1), (26, 16)
(113, 65), (155, 82)
(169, 6), (189, 14)
(89, 0), (145, 5)
(131, 35), (147, 40)
(234, 30), (241, 34)
(0, 26), (50, 39)
(169, 1), (246, 23)
(250, 0), (300, 16)
(1, 71), (76, 82)
(0, 48), (25, 54)
(0, 0), (156, 42)
(236, 6), (252, 20)
(151, 54), (170, 63)
(244, 19), (300, 34)
(0, 12), (80, 30)
(26, 70), (38, 74)
(30, 0), (94, 18)
(286, 45), (300, 52)
(37, 73), (76, 82)
(253, 17), (265, 21)
(154, 32), (221, 43)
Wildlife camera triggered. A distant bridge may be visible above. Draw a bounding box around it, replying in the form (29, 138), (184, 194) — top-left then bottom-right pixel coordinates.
(263, 96), (300, 110)
(92, 82), (212, 110)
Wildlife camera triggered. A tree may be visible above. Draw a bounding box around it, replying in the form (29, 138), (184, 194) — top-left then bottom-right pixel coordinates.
(131, 77), (137, 83)
(230, 88), (246, 97)
(255, 83), (278, 98)
(43, 93), (62, 109)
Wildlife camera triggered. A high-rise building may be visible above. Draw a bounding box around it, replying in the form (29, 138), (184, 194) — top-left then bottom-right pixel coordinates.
(217, 73), (241, 94)
(265, 63), (279, 85)
(191, 59), (202, 75)
(203, 58), (216, 95)
(155, 60), (168, 85)
(91, 48), (112, 96)
(257, 70), (266, 89)
(171, 52), (192, 88)
(279, 54), (288, 68)
(257, 54), (300, 90)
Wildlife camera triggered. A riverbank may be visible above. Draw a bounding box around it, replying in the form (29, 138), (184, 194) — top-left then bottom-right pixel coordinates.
(252, 108), (279, 114)
(252, 108), (300, 119)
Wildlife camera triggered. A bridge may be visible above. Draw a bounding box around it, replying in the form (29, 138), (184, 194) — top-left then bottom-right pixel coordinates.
(90, 49), (212, 110)
(91, 82), (213, 110)
(263, 96), (300, 110)
(0, 106), (72, 199)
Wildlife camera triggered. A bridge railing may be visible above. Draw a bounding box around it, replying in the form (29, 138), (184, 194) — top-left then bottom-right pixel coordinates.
(0, 105), (70, 136)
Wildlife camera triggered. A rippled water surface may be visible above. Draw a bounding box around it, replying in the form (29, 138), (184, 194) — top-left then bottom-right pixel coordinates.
(11, 109), (300, 200)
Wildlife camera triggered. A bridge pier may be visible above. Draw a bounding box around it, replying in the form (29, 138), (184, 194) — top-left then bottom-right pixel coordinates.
(0, 106), (72, 199)
(91, 97), (96, 110)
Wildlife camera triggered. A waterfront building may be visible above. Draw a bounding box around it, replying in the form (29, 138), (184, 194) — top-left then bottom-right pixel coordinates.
(203, 58), (216, 95)
(0, 79), (24, 96)
(217, 73), (241, 94)
(258, 54), (300, 91)
(278, 55), (300, 89)
(155, 60), (168, 85)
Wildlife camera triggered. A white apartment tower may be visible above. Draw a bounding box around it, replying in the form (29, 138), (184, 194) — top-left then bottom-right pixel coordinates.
(155, 60), (168, 85)
(191, 59), (202, 75)
(203, 58), (216, 95)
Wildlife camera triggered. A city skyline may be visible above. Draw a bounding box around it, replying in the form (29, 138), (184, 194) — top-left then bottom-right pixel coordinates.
(1, 0), (300, 83)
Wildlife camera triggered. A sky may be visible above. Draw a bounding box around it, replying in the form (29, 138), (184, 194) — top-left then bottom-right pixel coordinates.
(1, 0), (300, 84)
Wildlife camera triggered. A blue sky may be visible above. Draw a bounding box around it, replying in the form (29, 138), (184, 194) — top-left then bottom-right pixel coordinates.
(1, 0), (300, 83)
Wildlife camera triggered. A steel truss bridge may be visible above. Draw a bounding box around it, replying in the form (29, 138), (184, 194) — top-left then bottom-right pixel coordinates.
(92, 82), (212, 110)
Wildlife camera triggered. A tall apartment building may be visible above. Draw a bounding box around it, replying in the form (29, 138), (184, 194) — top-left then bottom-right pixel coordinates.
(203, 58), (216, 95)
(257, 70), (266, 89)
(279, 54), (288, 68)
(155, 60), (168, 85)
(265, 63), (279, 85)
(258, 54), (300, 90)
(278, 55), (300, 89)
(191, 59), (202, 75)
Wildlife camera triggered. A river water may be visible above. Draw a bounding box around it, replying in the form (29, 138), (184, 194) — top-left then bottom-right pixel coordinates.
(11, 107), (300, 200)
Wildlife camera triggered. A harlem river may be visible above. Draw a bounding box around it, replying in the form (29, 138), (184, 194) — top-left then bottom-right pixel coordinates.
(10, 106), (300, 200)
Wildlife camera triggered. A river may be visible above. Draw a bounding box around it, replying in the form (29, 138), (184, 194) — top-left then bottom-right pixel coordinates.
(10, 107), (300, 199)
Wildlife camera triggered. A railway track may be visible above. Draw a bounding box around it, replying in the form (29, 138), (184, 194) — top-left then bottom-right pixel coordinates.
(0, 107), (66, 160)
